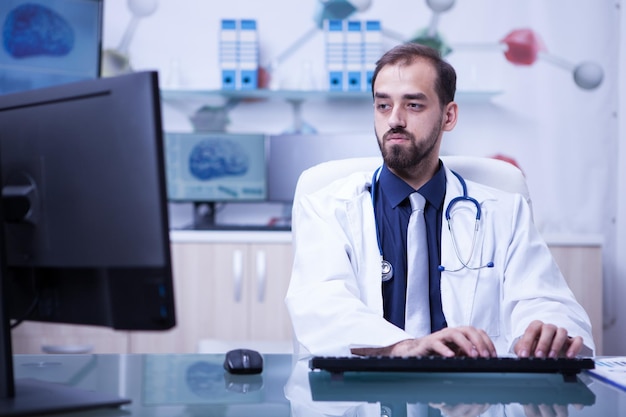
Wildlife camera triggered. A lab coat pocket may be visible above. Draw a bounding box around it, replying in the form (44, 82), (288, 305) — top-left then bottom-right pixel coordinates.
(469, 268), (501, 337)
(440, 267), (501, 338)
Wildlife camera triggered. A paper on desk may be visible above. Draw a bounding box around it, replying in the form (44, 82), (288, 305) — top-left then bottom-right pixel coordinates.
(587, 357), (626, 391)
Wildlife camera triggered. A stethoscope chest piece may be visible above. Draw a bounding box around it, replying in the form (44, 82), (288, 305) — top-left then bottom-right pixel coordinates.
(381, 259), (393, 281)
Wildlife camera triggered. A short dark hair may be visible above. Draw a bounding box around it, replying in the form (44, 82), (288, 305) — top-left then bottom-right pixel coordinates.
(371, 42), (457, 107)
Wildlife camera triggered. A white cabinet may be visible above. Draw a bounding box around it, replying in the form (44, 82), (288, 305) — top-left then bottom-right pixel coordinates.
(11, 231), (294, 354)
(11, 231), (602, 355)
(128, 233), (294, 353)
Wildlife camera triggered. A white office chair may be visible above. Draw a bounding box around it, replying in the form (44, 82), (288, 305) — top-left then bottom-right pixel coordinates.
(293, 155), (532, 214)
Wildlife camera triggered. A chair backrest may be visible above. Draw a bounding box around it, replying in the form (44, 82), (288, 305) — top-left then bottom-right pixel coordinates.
(293, 155), (532, 213)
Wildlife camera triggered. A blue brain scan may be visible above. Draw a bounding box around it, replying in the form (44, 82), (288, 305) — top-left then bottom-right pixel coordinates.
(188, 138), (250, 181)
(0, 0), (102, 94)
(3, 3), (74, 58)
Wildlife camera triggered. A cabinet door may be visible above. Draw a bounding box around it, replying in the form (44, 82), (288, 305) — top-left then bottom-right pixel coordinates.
(130, 241), (294, 353)
(247, 243), (294, 341)
(208, 243), (251, 340)
(130, 242), (249, 352)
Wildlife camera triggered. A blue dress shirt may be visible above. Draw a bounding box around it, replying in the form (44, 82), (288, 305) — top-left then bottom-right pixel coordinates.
(373, 161), (447, 333)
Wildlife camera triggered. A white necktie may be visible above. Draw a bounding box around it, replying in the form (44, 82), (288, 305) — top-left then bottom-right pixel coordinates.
(405, 192), (430, 337)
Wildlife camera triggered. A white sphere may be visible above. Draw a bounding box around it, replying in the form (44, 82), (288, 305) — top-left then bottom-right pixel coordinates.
(127, 0), (159, 17)
(573, 62), (604, 90)
(350, 0), (373, 12)
(426, 0), (456, 13)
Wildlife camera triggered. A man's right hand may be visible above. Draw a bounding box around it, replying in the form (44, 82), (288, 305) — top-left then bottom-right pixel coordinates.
(351, 326), (497, 357)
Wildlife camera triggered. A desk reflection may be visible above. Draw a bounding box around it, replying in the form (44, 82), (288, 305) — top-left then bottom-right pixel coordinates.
(13, 354), (620, 417)
(285, 358), (596, 417)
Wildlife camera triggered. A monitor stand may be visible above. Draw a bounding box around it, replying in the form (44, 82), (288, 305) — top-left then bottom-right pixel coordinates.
(192, 202), (219, 229)
(0, 379), (130, 416)
(0, 271), (130, 415)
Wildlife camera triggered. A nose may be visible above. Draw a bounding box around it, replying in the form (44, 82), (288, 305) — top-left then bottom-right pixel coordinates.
(388, 107), (406, 129)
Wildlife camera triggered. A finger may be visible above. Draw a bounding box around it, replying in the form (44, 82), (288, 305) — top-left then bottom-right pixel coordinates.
(477, 328), (497, 357)
(537, 403), (559, 417)
(548, 328), (569, 358)
(565, 335), (584, 358)
(445, 330), (479, 357)
(430, 338), (458, 357)
(515, 320), (543, 357)
(400, 334), (456, 357)
(523, 404), (541, 417)
(463, 328), (496, 357)
(533, 324), (557, 358)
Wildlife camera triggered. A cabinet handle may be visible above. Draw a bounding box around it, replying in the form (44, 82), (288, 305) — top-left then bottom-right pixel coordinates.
(256, 250), (266, 303)
(233, 249), (243, 302)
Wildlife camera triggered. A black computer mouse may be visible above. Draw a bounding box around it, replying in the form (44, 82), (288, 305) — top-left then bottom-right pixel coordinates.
(223, 348), (263, 374)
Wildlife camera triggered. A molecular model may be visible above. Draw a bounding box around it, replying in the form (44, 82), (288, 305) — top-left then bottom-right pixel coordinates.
(413, 0), (603, 90)
(305, 0), (603, 90)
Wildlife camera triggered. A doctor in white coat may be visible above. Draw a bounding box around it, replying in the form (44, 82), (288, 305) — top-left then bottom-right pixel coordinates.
(285, 43), (594, 358)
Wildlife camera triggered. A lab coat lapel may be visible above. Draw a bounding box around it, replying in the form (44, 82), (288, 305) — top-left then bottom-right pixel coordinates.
(346, 171), (385, 315)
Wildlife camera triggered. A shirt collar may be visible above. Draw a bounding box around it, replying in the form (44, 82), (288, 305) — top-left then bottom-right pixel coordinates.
(378, 160), (446, 210)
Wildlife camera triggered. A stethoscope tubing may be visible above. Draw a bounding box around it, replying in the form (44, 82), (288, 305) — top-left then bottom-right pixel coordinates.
(371, 165), (493, 280)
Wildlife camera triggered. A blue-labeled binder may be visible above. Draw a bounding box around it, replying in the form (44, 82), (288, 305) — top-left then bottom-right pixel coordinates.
(325, 19), (344, 91)
(238, 19), (258, 90)
(363, 20), (382, 92)
(345, 20), (362, 91)
(219, 19), (238, 90)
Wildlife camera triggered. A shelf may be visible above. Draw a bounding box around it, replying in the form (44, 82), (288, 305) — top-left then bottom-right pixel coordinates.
(161, 88), (501, 102)
(160, 88), (502, 133)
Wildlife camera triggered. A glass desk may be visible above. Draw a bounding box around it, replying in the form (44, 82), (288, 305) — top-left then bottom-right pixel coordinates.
(8, 353), (626, 416)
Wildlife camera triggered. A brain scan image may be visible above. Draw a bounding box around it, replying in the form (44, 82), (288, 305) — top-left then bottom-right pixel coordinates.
(2, 3), (74, 58)
(188, 137), (250, 181)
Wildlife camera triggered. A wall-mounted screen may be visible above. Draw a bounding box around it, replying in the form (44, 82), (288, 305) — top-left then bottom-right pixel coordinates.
(165, 132), (267, 203)
(267, 133), (381, 202)
(0, 0), (102, 95)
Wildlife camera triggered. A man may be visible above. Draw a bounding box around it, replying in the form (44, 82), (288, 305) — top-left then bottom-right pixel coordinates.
(285, 43), (593, 358)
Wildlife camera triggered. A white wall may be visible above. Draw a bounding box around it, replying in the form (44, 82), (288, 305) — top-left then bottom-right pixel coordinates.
(102, 0), (624, 353)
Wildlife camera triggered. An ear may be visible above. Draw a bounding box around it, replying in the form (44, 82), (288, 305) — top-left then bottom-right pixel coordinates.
(442, 101), (458, 131)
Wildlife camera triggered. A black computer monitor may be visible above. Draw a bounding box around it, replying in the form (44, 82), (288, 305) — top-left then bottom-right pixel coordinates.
(164, 132), (268, 229)
(0, 0), (103, 94)
(0, 71), (176, 415)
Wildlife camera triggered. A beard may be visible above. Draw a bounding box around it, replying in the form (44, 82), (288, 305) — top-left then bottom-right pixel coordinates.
(376, 116), (443, 173)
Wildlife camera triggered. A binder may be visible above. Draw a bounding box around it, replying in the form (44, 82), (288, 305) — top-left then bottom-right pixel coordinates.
(238, 19), (259, 90)
(219, 19), (238, 90)
(345, 20), (362, 91)
(363, 20), (382, 92)
(324, 19), (345, 91)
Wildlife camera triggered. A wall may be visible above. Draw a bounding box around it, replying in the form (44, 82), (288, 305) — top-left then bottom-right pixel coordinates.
(102, 0), (623, 353)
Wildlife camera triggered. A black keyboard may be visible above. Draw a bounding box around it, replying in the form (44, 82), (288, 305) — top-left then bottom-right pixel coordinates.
(309, 356), (595, 382)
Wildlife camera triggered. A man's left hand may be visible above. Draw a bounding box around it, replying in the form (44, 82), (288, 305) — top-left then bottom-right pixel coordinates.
(514, 320), (583, 358)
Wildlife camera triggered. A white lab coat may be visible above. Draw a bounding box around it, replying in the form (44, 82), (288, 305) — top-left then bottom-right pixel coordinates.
(285, 164), (594, 357)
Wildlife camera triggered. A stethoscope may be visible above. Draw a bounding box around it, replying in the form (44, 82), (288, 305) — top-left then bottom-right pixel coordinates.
(371, 166), (494, 282)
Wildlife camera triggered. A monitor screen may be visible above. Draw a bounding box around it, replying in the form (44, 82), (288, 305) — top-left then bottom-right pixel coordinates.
(0, 71), (175, 415)
(267, 133), (381, 202)
(0, 0), (102, 95)
(165, 132), (267, 203)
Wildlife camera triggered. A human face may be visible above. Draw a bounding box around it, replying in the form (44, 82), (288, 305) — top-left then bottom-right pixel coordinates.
(373, 59), (457, 183)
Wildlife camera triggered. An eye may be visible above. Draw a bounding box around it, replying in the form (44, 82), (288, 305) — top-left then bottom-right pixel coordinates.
(375, 102), (391, 112)
(407, 102), (423, 110)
